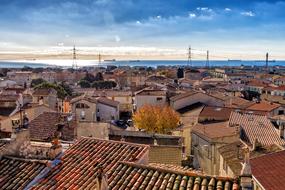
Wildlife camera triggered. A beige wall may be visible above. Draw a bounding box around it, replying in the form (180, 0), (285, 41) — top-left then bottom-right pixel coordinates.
(72, 100), (97, 122)
(135, 95), (167, 110)
(149, 145), (182, 166)
(77, 122), (109, 139)
(192, 133), (239, 175)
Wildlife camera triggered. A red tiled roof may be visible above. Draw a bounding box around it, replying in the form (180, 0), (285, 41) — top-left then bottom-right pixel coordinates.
(108, 162), (239, 190)
(29, 112), (76, 142)
(0, 157), (46, 190)
(192, 122), (238, 140)
(199, 106), (233, 121)
(33, 88), (57, 96)
(97, 97), (120, 108)
(250, 151), (285, 190)
(246, 101), (281, 112)
(229, 112), (285, 146)
(32, 137), (149, 189)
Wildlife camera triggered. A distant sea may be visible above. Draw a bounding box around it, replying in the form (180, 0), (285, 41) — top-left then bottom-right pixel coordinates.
(0, 60), (284, 68)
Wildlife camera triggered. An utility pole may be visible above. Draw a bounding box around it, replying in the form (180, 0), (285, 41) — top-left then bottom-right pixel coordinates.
(206, 50), (209, 68)
(72, 45), (77, 69)
(187, 46), (192, 67)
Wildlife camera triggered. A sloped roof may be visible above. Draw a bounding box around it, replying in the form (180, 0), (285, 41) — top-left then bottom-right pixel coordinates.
(0, 157), (46, 190)
(229, 112), (285, 146)
(192, 122), (237, 140)
(29, 112), (76, 142)
(246, 101), (281, 112)
(108, 162), (239, 190)
(97, 97), (120, 108)
(250, 150), (285, 190)
(199, 106), (233, 121)
(169, 91), (198, 102)
(33, 88), (57, 96)
(32, 137), (149, 189)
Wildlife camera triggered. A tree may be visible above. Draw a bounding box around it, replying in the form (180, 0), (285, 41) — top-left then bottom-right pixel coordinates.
(31, 78), (46, 87)
(91, 81), (117, 89)
(34, 82), (67, 100)
(83, 72), (96, 83)
(133, 105), (180, 134)
(59, 82), (73, 97)
(95, 72), (104, 81)
(177, 67), (184, 78)
(78, 80), (91, 88)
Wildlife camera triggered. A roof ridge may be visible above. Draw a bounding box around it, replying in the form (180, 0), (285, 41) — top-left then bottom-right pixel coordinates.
(3, 155), (49, 164)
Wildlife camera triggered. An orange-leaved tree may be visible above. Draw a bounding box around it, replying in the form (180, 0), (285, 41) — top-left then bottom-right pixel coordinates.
(133, 105), (180, 134)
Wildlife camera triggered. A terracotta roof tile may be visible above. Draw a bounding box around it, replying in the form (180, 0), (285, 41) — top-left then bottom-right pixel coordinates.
(29, 112), (76, 142)
(199, 106), (233, 121)
(33, 88), (57, 96)
(0, 157), (46, 190)
(192, 122), (238, 140)
(229, 112), (285, 146)
(246, 101), (281, 112)
(97, 97), (120, 108)
(250, 150), (285, 190)
(31, 137), (149, 189)
(108, 162), (239, 190)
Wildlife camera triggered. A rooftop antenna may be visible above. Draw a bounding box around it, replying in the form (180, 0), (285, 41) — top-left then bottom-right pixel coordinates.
(72, 45), (77, 69)
(187, 46), (192, 67)
(206, 50), (209, 68)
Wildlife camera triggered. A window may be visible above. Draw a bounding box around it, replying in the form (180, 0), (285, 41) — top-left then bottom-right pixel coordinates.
(76, 103), (90, 109)
(156, 97), (163, 102)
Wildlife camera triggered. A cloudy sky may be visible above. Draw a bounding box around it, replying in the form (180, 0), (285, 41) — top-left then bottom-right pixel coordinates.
(0, 0), (285, 59)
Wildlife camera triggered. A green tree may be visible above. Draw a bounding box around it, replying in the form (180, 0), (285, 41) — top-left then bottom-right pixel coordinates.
(31, 78), (46, 87)
(78, 80), (91, 88)
(94, 72), (104, 81)
(34, 82), (67, 99)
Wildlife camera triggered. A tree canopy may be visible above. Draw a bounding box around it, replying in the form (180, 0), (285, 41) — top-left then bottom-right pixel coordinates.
(133, 105), (180, 134)
(31, 78), (46, 87)
(34, 82), (72, 99)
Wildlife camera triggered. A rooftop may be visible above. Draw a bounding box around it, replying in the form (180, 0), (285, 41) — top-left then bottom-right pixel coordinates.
(97, 97), (120, 108)
(31, 137), (149, 189)
(108, 161), (239, 190)
(136, 89), (166, 96)
(0, 156), (47, 190)
(246, 101), (281, 112)
(250, 150), (285, 190)
(29, 112), (76, 142)
(229, 112), (285, 146)
(192, 122), (238, 140)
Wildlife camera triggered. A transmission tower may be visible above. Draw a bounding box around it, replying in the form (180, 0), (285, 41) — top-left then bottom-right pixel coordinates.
(206, 50), (209, 68)
(187, 46), (192, 67)
(72, 45), (77, 69)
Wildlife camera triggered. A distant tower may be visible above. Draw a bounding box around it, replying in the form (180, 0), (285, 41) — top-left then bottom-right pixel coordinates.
(206, 50), (209, 68)
(187, 46), (192, 67)
(98, 53), (102, 65)
(265, 52), (269, 69)
(72, 45), (77, 69)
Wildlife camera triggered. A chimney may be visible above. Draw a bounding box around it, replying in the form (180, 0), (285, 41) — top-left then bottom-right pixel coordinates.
(96, 165), (108, 190)
(279, 124), (284, 139)
(240, 147), (253, 190)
